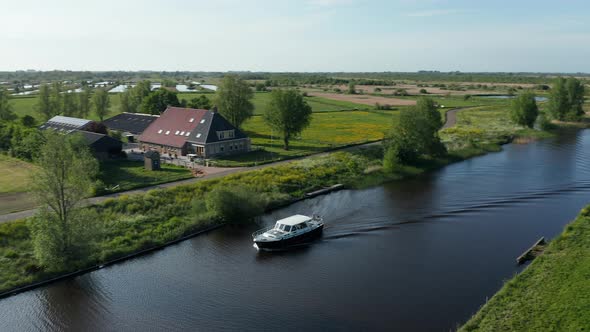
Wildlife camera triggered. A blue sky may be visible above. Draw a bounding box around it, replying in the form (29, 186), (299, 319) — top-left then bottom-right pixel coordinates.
(1, 0), (589, 72)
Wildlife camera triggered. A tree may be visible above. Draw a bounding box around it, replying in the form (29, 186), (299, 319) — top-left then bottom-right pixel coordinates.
(36, 84), (54, 121)
(348, 82), (356, 94)
(29, 132), (100, 269)
(21, 115), (36, 127)
(215, 75), (254, 128)
(93, 88), (110, 121)
(78, 88), (91, 118)
(565, 77), (585, 119)
(120, 81), (152, 113)
(510, 92), (539, 128)
(264, 89), (312, 150)
(140, 89), (180, 114)
(187, 95), (212, 109)
(49, 82), (63, 117)
(383, 97), (446, 167)
(0, 87), (16, 121)
(549, 77), (585, 121)
(62, 92), (78, 117)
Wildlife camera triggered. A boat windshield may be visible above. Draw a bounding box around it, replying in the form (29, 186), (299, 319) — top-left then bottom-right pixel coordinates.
(284, 225), (292, 232)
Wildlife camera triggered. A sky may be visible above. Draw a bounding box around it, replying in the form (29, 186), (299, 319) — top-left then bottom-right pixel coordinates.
(1, 0), (589, 72)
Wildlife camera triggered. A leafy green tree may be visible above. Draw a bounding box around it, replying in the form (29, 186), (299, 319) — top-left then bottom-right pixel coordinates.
(549, 77), (585, 120)
(21, 115), (36, 127)
(10, 126), (43, 161)
(78, 88), (92, 118)
(36, 84), (54, 121)
(187, 95), (211, 109)
(264, 89), (312, 150)
(383, 97), (446, 167)
(93, 88), (110, 121)
(565, 77), (585, 119)
(49, 82), (63, 117)
(120, 81), (152, 113)
(215, 75), (254, 128)
(140, 89), (180, 114)
(29, 133), (101, 270)
(348, 82), (356, 94)
(62, 92), (78, 117)
(0, 87), (16, 121)
(510, 92), (539, 128)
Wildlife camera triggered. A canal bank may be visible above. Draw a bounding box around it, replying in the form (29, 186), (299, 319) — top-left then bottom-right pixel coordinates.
(460, 205), (590, 331)
(2, 129), (590, 331)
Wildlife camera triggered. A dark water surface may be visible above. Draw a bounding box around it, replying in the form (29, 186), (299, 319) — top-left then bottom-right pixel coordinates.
(3, 130), (590, 331)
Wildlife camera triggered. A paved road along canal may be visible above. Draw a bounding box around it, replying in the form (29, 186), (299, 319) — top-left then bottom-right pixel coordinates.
(2, 130), (590, 331)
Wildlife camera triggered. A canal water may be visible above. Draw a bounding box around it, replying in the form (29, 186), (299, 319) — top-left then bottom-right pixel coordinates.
(2, 130), (590, 331)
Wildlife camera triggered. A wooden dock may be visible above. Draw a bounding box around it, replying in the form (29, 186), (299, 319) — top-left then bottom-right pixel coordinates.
(516, 237), (546, 265)
(305, 184), (345, 198)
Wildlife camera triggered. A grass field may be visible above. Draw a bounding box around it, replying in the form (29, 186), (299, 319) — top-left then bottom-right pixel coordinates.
(9, 91), (372, 122)
(0, 155), (39, 214)
(213, 110), (395, 166)
(0, 154), (37, 194)
(98, 160), (193, 194)
(460, 206), (590, 331)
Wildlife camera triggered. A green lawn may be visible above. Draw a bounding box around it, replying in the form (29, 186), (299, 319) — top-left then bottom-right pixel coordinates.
(460, 207), (590, 331)
(0, 154), (37, 194)
(97, 160), (193, 194)
(213, 110), (395, 166)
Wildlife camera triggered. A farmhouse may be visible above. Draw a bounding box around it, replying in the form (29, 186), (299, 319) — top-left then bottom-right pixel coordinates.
(138, 106), (250, 158)
(102, 112), (159, 142)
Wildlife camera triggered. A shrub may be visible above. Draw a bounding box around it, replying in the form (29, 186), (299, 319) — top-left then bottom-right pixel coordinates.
(205, 185), (264, 223)
(419, 88), (428, 94)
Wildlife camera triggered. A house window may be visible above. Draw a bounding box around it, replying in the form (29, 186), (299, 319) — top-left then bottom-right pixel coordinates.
(165, 130), (170, 135)
(196, 133), (202, 138)
(216, 130), (235, 140)
(189, 118), (194, 123)
(175, 130), (180, 135)
(200, 119), (206, 124)
(180, 131), (185, 135)
(185, 132), (190, 136)
(158, 129), (163, 134)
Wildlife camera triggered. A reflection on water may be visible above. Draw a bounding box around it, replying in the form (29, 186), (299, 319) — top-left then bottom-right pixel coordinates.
(2, 130), (590, 331)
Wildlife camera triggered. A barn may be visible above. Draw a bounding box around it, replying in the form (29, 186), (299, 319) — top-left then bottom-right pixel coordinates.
(138, 107), (250, 158)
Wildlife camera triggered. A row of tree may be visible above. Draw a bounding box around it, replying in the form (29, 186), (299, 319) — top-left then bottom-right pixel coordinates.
(35, 83), (110, 121)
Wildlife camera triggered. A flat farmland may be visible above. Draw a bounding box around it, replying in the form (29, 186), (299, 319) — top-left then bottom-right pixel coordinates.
(306, 92), (417, 106)
(214, 110), (395, 166)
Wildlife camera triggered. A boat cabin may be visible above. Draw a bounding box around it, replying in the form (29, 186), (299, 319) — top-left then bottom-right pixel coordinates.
(274, 215), (312, 233)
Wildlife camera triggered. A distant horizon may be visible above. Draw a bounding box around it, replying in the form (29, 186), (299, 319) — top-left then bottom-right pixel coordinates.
(1, 70), (590, 75)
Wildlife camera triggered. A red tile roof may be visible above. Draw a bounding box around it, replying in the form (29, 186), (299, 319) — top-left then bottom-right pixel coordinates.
(138, 107), (208, 148)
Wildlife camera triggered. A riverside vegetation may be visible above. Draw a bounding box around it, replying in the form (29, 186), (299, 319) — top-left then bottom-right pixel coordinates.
(0, 77), (586, 302)
(0, 95), (560, 295)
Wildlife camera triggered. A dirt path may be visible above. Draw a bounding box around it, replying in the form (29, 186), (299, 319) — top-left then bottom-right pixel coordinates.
(442, 107), (473, 129)
(0, 141), (381, 224)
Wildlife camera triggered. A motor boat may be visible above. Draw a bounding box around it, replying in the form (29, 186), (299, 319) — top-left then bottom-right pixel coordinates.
(252, 214), (324, 251)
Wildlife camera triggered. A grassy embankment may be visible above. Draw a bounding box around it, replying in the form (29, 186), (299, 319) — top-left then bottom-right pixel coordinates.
(0, 101), (557, 296)
(460, 206), (590, 331)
